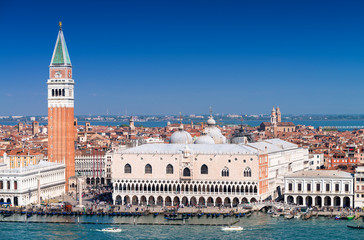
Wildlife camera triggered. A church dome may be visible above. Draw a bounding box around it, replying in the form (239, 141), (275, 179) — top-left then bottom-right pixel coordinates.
(202, 114), (226, 144)
(207, 116), (216, 125)
(195, 134), (215, 144)
(170, 127), (193, 144)
(203, 125), (227, 144)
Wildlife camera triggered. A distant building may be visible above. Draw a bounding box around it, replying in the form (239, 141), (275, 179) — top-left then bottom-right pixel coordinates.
(32, 121), (39, 135)
(259, 107), (295, 134)
(17, 122), (23, 133)
(2, 150), (44, 169)
(75, 149), (106, 185)
(230, 125), (254, 144)
(308, 153), (324, 170)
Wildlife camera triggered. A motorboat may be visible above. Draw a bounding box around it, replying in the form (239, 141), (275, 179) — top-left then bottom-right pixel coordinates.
(222, 226), (243, 231)
(347, 215), (355, 220)
(97, 228), (122, 233)
(271, 213), (280, 218)
(284, 214), (294, 220)
(267, 209), (274, 214)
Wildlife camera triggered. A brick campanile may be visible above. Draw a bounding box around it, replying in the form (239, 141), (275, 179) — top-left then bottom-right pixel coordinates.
(47, 22), (75, 191)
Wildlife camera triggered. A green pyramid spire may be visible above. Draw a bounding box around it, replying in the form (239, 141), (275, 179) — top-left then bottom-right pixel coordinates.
(50, 23), (72, 66)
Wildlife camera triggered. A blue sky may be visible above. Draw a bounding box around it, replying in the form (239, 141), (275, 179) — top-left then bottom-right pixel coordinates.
(1, 0), (364, 116)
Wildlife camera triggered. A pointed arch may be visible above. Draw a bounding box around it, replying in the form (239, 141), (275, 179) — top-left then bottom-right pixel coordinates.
(124, 164), (131, 173)
(201, 164), (208, 174)
(183, 167), (191, 177)
(145, 164), (152, 174)
(166, 164), (173, 174)
(244, 167), (252, 177)
(221, 167), (229, 177)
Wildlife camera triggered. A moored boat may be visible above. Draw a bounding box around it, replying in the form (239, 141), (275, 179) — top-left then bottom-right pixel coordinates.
(347, 225), (364, 229)
(347, 215), (355, 220)
(294, 213), (301, 219)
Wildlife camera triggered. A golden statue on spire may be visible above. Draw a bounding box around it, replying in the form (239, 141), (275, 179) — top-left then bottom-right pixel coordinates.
(59, 21), (62, 29)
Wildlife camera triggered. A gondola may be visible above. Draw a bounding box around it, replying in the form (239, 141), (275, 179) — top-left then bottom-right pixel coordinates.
(3, 212), (13, 217)
(347, 225), (364, 229)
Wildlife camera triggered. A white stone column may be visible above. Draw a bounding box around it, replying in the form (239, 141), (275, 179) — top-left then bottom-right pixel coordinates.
(77, 178), (84, 207)
(37, 174), (41, 205)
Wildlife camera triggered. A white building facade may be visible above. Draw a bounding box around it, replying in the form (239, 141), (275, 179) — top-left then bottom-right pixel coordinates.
(110, 139), (308, 206)
(0, 161), (65, 206)
(112, 144), (268, 207)
(75, 153), (106, 185)
(284, 170), (354, 207)
(247, 139), (309, 199)
(354, 166), (364, 208)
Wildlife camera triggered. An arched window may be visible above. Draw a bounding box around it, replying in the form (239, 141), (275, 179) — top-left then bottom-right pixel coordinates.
(55, 89), (58, 97)
(62, 89), (65, 96)
(183, 168), (190, 177)
(222, 167), (229, 177)
(52, 89), (54, 96)
(166, 164), (173, 174)
(244, 167), (251, 177)
(124, 164), (131, 173)
(145, 164), (152, 174)
(201, 164), (208, 174)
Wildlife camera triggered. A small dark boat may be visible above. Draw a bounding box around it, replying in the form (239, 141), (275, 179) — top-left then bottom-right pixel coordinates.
(3, 212), (13, 217)
(347, 225), (364, 229)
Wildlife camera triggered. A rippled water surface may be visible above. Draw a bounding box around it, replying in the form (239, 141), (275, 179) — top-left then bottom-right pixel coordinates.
(1, 213), (363, 240)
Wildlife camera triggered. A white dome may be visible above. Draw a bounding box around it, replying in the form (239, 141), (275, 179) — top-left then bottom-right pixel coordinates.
(195, 135), (215, 144)
(170, 130), (193, 144)
(203, 126), (227, 144)
(207, 116), (216, 125)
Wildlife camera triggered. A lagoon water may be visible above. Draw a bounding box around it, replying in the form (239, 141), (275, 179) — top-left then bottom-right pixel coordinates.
(1, 213), (363, 240)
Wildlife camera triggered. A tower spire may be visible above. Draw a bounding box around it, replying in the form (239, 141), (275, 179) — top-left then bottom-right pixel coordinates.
(50, 22), (71, 66)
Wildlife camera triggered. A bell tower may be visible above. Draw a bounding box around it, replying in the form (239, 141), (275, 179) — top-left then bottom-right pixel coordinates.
(47, 22), (75, 191)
